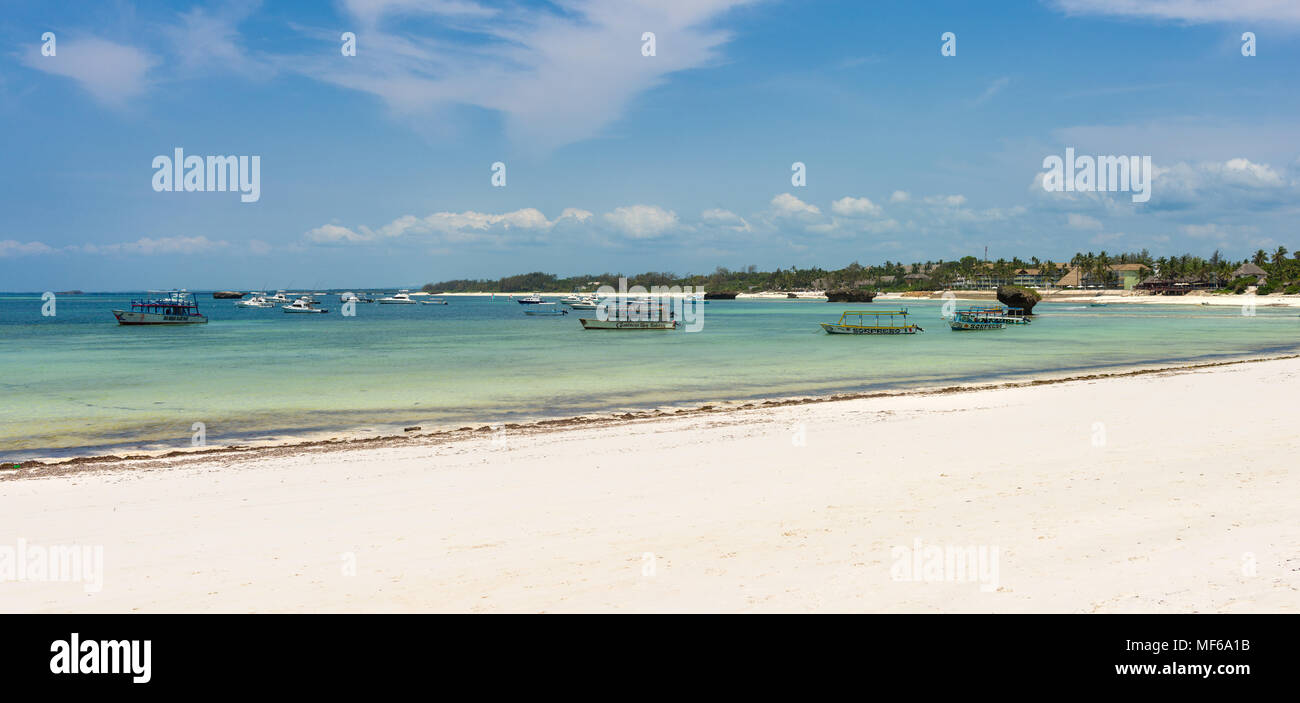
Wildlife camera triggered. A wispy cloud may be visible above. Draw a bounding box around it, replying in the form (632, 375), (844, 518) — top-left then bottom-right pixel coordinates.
(291, 0), (758, 151)
(972, 76), (1010, 106)
(1049, 0), (1300, 24)
(19, 37), (156, 107)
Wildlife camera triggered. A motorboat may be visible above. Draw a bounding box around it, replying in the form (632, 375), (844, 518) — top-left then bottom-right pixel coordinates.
(112, 290), (208, 325)
(283, 297), (329, 313)
(378, 290), (418, 304)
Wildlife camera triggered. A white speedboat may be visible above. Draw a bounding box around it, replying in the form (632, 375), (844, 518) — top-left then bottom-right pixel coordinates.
(236, 294), (275, 308)
(562, 295), (597, 310)
(283, 297), (329, 313)
(516, 293), (544, 304)
(265, 291), (291, 303)
(378, 290), (418, 304)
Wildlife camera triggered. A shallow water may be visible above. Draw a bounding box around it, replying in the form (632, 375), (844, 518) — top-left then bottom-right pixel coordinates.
(1, 292), (1296, 460)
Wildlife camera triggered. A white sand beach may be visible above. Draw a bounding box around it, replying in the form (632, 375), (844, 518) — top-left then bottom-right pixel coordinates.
(3, 356), (1298, 613)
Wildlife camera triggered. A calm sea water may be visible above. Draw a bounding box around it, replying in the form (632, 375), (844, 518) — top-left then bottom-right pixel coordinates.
(2, 292), (1297, 460)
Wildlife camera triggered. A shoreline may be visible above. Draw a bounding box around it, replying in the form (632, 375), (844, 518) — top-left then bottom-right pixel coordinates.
(8, 350), (1298, 479)
(5, 353), (1298, 612)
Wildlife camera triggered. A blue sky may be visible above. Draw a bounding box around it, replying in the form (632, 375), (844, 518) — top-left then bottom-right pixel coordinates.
(2, 0), (1299, 290)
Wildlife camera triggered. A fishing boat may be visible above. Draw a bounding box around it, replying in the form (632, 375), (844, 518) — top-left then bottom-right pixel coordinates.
(236, 293), (275, 309)
(283, 297), (329, 314)
(524, 303), (568, 316)
(378, 290), (418, 304)
(579, 300), (677, 330)
(820, 309), (922, 335)
(112, 290), (208, 325)
(265, 290), (291, 303)
(949, 310), (1004, 330)
(957, 305), (1031, 325)
(516, 293), (544, 304)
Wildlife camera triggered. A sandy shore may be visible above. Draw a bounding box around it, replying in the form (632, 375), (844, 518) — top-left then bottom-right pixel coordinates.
(3, 356), (1298, 613)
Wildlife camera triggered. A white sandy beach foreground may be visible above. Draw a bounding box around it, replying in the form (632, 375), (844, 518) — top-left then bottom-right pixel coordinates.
(4, 357), (1299, 613)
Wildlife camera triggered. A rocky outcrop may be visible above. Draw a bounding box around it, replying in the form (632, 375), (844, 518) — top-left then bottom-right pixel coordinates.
(703, 291), (738, 300)
(996, 285), (1041, 314)
(825, 288), (876, 303)
(212, 291), (245, 299)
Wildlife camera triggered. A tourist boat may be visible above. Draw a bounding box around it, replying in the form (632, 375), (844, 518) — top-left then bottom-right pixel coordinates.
(516, 293), (544, 304)
(112, 290), (208, 325)
(579, 301), (677, 330)
(236, 293), (275, 308)
(283, 297), (329, 314)
(957, 305), (1031, 325)
(820, 309), (921, 335)
(378, 290), (418, 304)
(524, 303), (568, 316)
(579, 318), (676, 330)
(949, 310), (1004, 330)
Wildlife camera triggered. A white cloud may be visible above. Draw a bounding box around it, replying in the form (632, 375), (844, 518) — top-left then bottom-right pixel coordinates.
(306, 224), (369, 243)
(79, 236), (228, 255)
(922, 194), (968, 207)
(972, 76), (1010, 105)
(890, 190), (910, 202)
(300, 0), (758, 151)
(701, 208), (752, 232)
(1051, 0), (1300, 24)
(20, 37), (155, 107)
(603, 204), (679, 239)
(1067, 213), (1103, 230)
(830, 196), (883, 217)
(0, 240), (55, 257)
(770, 192), (822, 219)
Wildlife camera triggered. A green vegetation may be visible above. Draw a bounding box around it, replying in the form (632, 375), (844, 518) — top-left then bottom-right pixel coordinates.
(423, 247), (1300, 294)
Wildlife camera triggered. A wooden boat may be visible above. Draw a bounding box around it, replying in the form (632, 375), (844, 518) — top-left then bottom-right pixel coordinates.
(113, 290), (208, 325)
(580, 318), (676, 330)
(949, 311), (1004, 330)
(958, 305), (1031, 324)
(820, 309), (921, 335)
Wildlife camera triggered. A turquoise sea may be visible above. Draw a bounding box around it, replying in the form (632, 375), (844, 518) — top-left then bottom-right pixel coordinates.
(2, 292), (1297, 461)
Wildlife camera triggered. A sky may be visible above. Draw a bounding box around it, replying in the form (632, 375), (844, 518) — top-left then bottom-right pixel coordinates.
(2, 0), (1298, 291)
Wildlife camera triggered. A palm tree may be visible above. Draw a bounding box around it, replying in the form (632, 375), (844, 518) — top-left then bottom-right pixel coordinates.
(1253, 249), (1268, 266)
(1274, 246), (1289, 265)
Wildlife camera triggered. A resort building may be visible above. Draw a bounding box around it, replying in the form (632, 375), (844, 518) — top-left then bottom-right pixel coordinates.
(1231, 263), (1268, 284)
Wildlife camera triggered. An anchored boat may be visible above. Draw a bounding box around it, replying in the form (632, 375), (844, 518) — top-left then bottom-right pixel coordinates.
(283, 297), (329, 313)
(378, 290), (418, 304)
(820, 309), (922, 334)
(113, 290), (208, 325)
(957, 305), (1031, 325)
(949, 310), (1004, 330)
(579, 300), (678, 330)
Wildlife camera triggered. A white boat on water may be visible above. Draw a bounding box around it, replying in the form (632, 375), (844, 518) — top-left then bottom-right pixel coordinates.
(420, 298), (449, 305)
(283, 297), (329, 313)
(378, 290), (418, 304)
(516, 293), (544, 304)
(236, 293), (275, 308)
(562, 295), (597, 310)
(265, 291), (291, 303)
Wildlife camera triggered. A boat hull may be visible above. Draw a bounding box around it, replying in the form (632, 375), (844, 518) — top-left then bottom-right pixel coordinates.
(113, 310), (207, 325)
(949, 320), (1004, 330)
(579, 318), (677, 330)
(820, 323), (918, 335)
